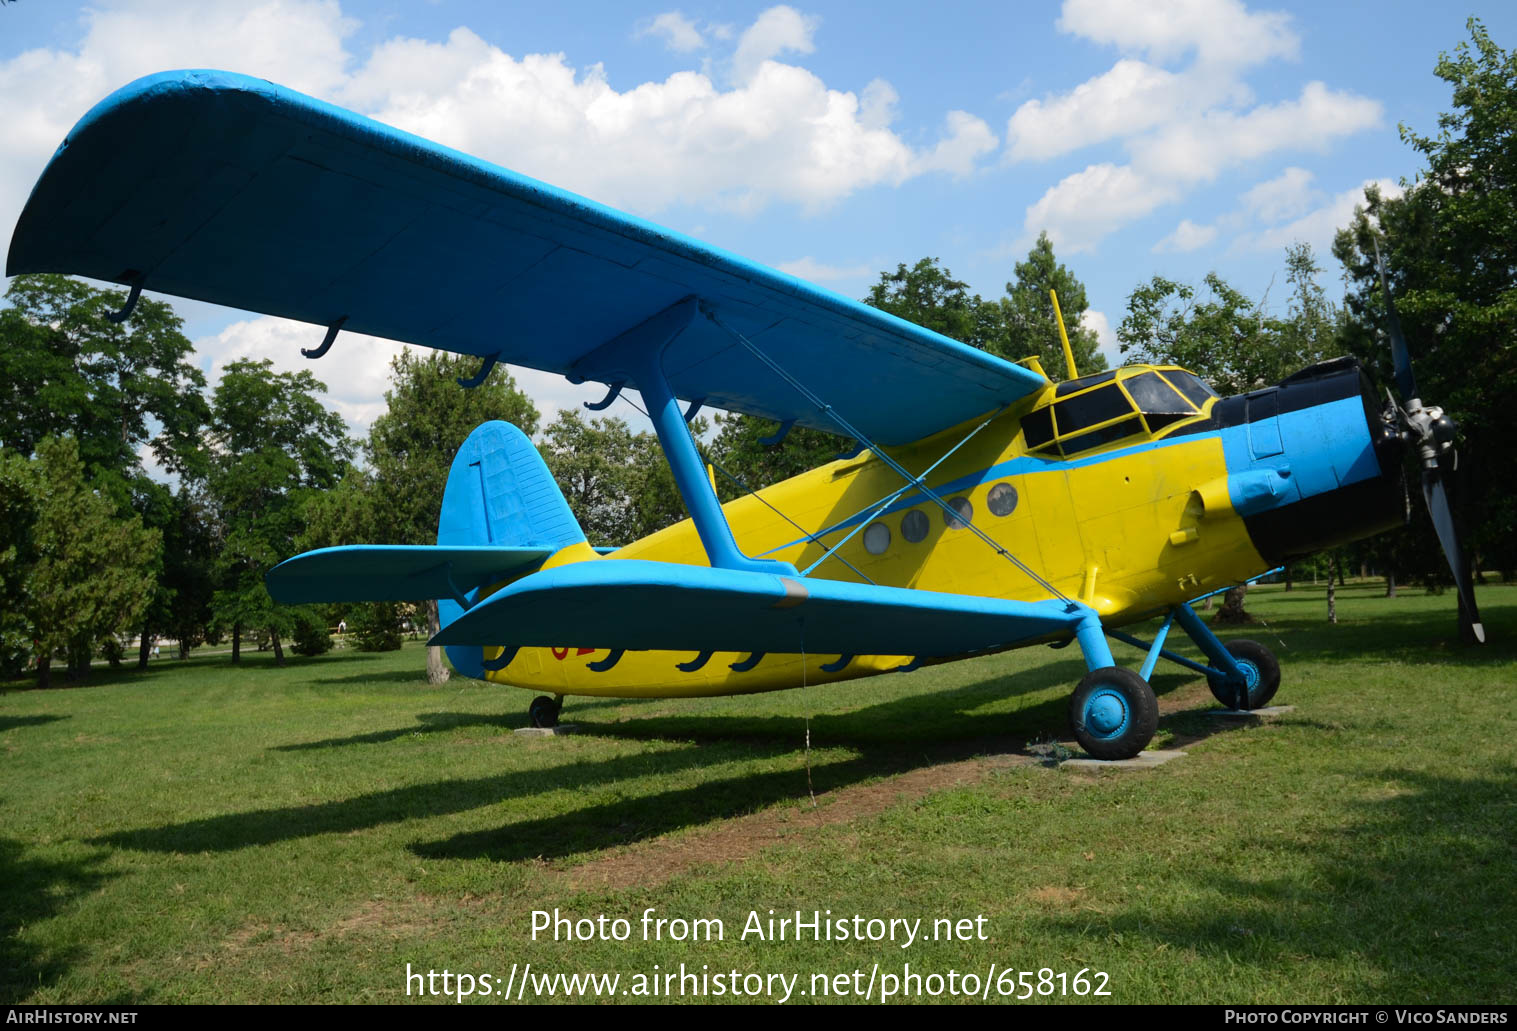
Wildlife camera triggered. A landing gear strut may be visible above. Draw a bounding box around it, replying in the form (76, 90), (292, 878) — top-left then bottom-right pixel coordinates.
(528, 694), (563, 728)
(1065, 591), (1283, 760)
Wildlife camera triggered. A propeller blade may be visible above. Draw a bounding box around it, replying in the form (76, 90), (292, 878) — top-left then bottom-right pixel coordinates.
(1421, 464), (1486, 644)
(1371, 238), (1419, 401)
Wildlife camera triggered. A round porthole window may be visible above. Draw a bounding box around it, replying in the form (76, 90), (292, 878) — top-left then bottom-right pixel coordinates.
(863, 521), (891, 555)
(987, 481), (1018, 517)
(943, 496), (972, 530)
(901, 509), (929, 543)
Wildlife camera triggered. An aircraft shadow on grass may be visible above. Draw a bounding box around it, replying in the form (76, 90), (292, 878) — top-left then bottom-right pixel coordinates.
(0, 837), (117, 1001)
(0, 714), (70, 732)
(92, 661), (1247, 860)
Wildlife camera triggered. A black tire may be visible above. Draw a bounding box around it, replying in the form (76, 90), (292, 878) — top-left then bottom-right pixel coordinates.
(1205, 639), (1280, 710)
(1068, 667), (1159, 760)
(528, 695), (561, 728)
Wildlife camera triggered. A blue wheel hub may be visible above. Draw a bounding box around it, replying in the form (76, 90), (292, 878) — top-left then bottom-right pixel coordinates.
(1083, 687), (1130, 739)
(1233, 658), (1260, 698)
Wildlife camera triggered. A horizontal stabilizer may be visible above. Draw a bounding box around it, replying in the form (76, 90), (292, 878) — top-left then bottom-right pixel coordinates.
(267, 545), (552, 605)
(431, 559), (1081, 657)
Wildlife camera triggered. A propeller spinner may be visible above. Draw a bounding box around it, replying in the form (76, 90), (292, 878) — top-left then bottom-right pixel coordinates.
(1372, 239), (1486, 644)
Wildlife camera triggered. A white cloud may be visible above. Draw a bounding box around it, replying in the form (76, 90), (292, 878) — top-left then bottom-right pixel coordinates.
(1057, 0), (1298, 69)
(1153, 218), (1218, 253)
(1081, 309), (1121, 368)
(1231, 178), (1402, 256)
(341, 19), (989, 216)
(640, 11), (705, 53)
(1240, 166), (1319, 223)
(912, 110), (998, 178)
(1130, 81), (1382, 185)
(1005, 59), (1185, 163)
(1023, 163), (1181, 253)
(732, 5), (818, 84)
(1021, 80), (1380, 252)
(1008, 1), (1377, 253)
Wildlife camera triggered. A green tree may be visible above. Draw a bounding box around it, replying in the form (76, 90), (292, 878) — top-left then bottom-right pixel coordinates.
(1334, 19), (1517, 585)
(707, 414), (844, 501)
(8, 438), (159, 687)
(0, 274), (208, 495)
(1117, 271), (1285, 396)
(1001, 231), (1107, 378)
(207, 359), (352, 666)
(864, 257), (1004, 353)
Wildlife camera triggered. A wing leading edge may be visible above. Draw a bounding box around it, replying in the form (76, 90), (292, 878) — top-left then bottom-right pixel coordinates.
(8, 70), (1047, 446)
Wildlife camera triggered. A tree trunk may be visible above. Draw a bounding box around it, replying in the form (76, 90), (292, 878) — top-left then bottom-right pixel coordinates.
(137, 626), (153, 670)
(1285, 564), (1294, 591)
(1214, 584), (1254, 624)
(37, 654), (51, 689)
(1327, 555), (1338, 624)
(270, 628), (286, 667)
(232, 620), (241, 664)
(1337, 558), (1346, 587)
(1385, 571), (1397, 598)
(426, 598), (450, 685)
(66, 639), (90, 682)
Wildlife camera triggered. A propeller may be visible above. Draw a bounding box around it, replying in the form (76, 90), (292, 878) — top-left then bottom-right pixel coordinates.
(1371, 239), (1485, 644)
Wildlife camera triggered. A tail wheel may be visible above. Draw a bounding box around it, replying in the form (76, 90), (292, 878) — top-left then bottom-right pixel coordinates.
(1069, 667), (1159, 760)
(1205, 639), (1281, 709)
(528, 695), (561, 728)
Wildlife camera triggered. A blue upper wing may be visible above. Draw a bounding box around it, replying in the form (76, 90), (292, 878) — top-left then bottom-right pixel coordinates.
(8, 70), (1047, 446)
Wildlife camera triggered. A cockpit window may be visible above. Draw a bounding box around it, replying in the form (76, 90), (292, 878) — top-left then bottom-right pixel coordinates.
(1162, 370), (1218, 408)
(1124, 371), (1191, 414)
(1022, 365), (1214, 459)
(1124, 371), (1196, 432)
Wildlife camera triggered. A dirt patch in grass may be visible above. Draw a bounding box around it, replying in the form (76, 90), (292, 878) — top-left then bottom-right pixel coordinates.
(562, 751), (1036, 892)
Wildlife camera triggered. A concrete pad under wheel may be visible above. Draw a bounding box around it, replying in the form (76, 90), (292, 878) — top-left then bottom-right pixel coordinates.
(514, 724), (580, 737)
(1208, 705), (1295, 718)
(1060, 749), (1186, 770)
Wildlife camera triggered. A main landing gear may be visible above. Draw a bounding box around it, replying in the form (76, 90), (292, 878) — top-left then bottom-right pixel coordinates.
(1066, 600), (1280, 760)
(528, 694), (564, 728)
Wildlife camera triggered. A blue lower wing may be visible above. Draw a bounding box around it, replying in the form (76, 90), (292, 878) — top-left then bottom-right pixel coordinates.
(431, 559), (1082, 657)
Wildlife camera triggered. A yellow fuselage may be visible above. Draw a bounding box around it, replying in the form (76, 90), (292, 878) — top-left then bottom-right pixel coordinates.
(481, 392), (1267, 699)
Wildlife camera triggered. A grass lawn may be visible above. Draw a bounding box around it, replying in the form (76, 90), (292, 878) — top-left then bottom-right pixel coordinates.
(3, 580), (1514, 1005)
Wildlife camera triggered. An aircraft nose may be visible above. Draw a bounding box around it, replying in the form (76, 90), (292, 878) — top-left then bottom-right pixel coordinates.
(1215, 359), (1407, 564)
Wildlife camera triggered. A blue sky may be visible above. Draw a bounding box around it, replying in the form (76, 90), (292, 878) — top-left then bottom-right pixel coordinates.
(3, 0), (1513, 441)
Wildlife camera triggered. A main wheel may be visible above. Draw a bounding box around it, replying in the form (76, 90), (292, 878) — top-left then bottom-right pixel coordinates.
(1068, 667), (1159, 760)
(1205, 639), (1280, 709)
(528, 695), (561, 728)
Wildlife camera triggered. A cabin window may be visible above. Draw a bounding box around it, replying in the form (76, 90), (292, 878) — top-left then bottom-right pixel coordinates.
(1051, 384), (1134, 438)
(1022, 406), (1055, 451)
(863, 521), (891, 555)
(987, 482), (1018, 517)
(1059, 416), (1146, 455)
(943, 496), (972, 530)
(901, 508), (929, 543)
